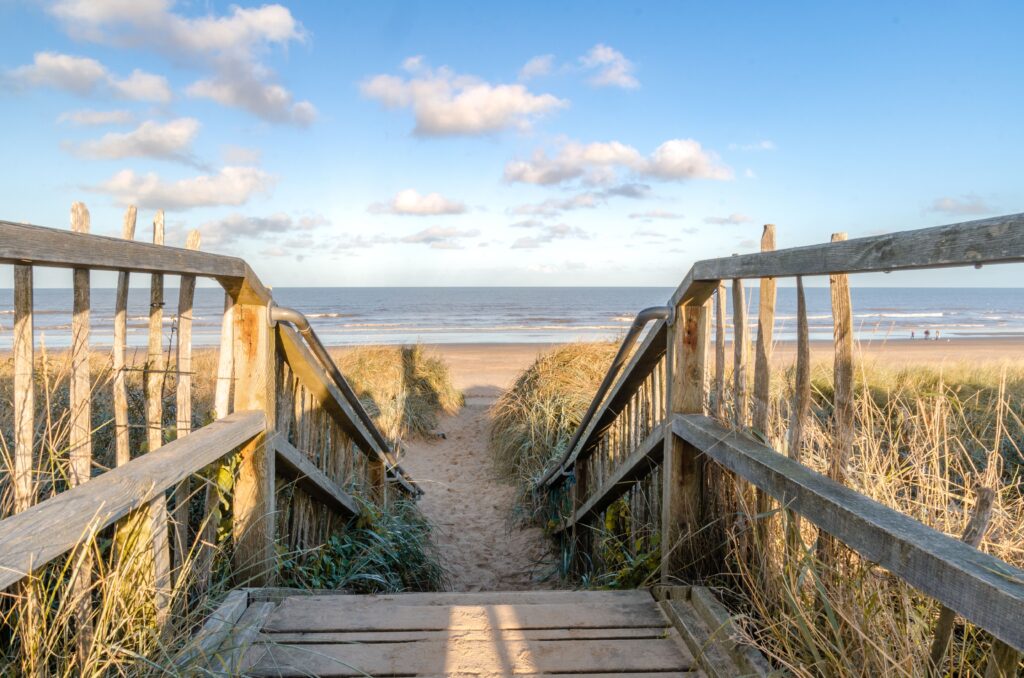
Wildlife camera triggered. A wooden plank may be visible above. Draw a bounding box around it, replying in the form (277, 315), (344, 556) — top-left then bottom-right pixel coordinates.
(752, 225), (777, 552)
(544, 318), (669, 487)
(688, 212), (1024, 280)
(262, 626), (669, 644)
(174, 589), (248, 667)
(13, 265), (34, 513)
(265, 601), (671, 633)
(113, 206), (136, 467)
(0, 219), (251, 280)
(232, 300), (277, 586)
(687, 587), (771, 676)
(713, 283), (726, 420)
(214, 601), (276, 675)
(731, 278), (748, 427)
(786, 276), (811, 558)
(662, 298), (711, 579)
(273, 436), (360, 517)
(660, 599), (741, 678)
(173, 229), (201, 577)
(0, 411), (265, 591)
(672, 414), (1024, 652)
(249, 637), (692, 676)
(267, 589), (654, 607)
(144, 211), (172, 626)
(69, 201), (93, 665)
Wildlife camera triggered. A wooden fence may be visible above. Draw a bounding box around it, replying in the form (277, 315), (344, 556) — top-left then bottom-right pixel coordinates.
(0, 204), (417, 670)
(542, 213), (1024, 672)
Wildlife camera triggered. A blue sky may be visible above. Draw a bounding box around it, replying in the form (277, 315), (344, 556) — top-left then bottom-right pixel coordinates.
(1, 1), (1022, 287)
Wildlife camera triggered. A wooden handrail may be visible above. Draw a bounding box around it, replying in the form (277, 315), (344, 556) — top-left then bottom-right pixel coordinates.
(673, 414), (1024, 653)
(0, 411), (266, 591)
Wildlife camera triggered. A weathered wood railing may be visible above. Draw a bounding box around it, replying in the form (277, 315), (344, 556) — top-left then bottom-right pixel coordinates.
(542, 213), (1024, 669)
(0, 204), (418, 670)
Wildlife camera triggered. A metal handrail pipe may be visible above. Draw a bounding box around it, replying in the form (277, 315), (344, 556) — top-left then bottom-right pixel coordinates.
(537, 306), (670, 487)
(268, 303), (421, 495)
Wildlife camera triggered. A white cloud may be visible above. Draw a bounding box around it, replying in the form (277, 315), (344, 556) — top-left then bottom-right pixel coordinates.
(368, 189), (467, 216)
(505, 138), (731, 187)
(729, 140), (776, 151)
(361, 59), (567, 136)
(197, 212), (327, 246)
(58, 108), (135, 126)
(8, 52), (171, 102)
(511, 184), (649, 218)
(92, 165), (274, 210)
(928, 195), (994, 216)
(519, 54), (554, 81)
(222, 144), (262, 165)
(580, 44), (638, 89)
(400, 226), (480, 249)
(511, 223), (588, 249)
(704, 213), (752, 225)
(629, 210), (683, 220)
(71, 117), (200, 164)
(47, 1), (315, 125)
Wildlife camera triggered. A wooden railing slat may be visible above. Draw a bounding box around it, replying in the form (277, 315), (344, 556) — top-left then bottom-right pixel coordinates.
(113, 206), (136, 467)
(0, 411), (266, 592)
(12, 265), (33, 514)
(273, 436), (360, 517)
(672, 414), (1024, 653)
(731, 279), (748, 428)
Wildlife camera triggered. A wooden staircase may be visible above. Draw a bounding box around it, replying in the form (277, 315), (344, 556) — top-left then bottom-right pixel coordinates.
(198, 587), (770, 676)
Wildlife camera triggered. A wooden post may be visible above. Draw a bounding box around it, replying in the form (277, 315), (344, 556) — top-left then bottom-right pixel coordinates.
(13, 263), (42, 676)
(928, 487), (995, 674)
(818, 232), (854, 569)
(785, 276), (811, 561)
(69, 202), (94, 666)
(196, 293), (235, 594)
(231, 291), (276, 586)
(752, 226), (777, 553)
(173, 230), (201, 578)
(731, 279), (749, 428)
(661, 291), (712, 581)
(145, 211), (172, 626)
(713, 284), (726, 420)
(984, 641), (1021, 678)
(113, 206), (136, 467)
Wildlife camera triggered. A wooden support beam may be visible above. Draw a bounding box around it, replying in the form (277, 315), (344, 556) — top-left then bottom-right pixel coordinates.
(752, 225), (777, 553)
(672, 414), (1024, 653)
(731, 279), (748, 428)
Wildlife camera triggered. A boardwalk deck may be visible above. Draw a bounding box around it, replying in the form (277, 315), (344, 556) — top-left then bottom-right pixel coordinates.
(201, 588), (763, 676)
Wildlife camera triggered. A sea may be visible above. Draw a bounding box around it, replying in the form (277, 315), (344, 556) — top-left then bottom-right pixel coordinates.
(1, 287), (1022, 349)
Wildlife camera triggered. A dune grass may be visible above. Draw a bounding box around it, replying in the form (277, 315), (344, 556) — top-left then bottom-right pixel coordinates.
(0, 342), (456, 674)
(488, 342), (617, 519)
(491, 345), (1024, 675)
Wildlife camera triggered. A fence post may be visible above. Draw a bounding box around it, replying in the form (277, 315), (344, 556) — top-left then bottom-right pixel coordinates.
(661, 289), (713, 581)
(231, 284), (277, 586)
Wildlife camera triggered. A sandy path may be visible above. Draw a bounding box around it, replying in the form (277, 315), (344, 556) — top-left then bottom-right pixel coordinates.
(399, 344), (557, 592)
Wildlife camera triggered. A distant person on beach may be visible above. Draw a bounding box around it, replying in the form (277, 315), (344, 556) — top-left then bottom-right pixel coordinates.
(911, 331), (915, 340)
(924, 330), (930, 340)
(935, 330), (940, 341)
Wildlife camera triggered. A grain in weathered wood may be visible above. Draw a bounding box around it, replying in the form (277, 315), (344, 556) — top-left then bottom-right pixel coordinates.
(984, 640), (1021, 678)
(662, 296), (712, 580)
(0, 411), (265, 591)
(69, 201), (94, 665)
(752, 226), (777, 556)
(274, 589), (653, 608)
(687, 586), (772, 676)
(660, 599), (740, 678)
(689, 212), (1024, 281)
(714, 283), (726, 420)
(232, 301), (276, 586)
(248, 637), (692, 677)
(13, 265), (33, 513)
(172, 230), (200, 577)
(672, 414), (1024, 652)
(0, 219), (251, 280)
(213, 601), (276, 675)
(786, 275), (811, 560)
(273, 436), (359, 517)
(820, 232), (854, 569)
(262, 626), (668, 644)
(928, 487), (996, 674)
(731, 278), (748, 427)
(113, 206), (137, 467)
(265, 600), (669, 633)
